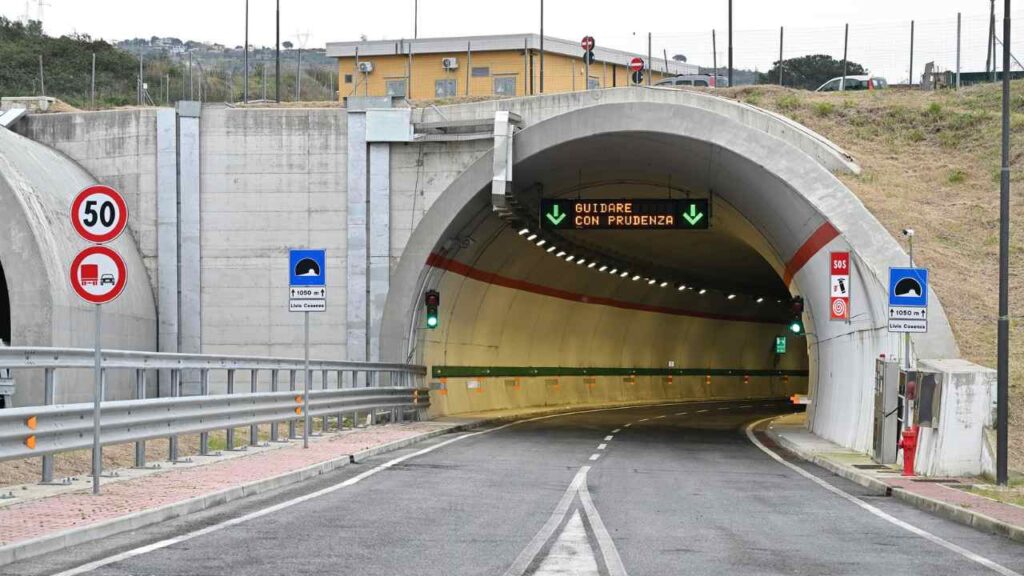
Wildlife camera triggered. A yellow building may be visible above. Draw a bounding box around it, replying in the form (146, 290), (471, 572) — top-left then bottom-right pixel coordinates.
(326, 34), (698, 101)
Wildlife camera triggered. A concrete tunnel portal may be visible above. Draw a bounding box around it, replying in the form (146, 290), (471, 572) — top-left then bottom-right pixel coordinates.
(381, 100), (960, 453)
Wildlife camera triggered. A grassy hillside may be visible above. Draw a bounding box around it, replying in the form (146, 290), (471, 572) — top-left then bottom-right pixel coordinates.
(721, 83), (1024, 468)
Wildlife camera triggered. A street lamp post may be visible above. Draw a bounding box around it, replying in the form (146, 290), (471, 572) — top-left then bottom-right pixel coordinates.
(996, 0), (1012, 486)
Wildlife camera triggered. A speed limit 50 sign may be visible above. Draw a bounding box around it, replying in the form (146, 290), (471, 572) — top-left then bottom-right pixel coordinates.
(71, 185), (128, 244)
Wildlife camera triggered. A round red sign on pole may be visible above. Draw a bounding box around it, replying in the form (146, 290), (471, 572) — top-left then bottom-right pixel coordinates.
(629, 57), (645, 72)
(70, 246), (127, 304)
(71, 185), (128, 244)
(581, 36), (595, 51)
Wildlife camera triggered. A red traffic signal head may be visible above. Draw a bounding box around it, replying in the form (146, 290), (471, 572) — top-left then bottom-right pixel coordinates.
(790, 296), (804, 315)
(425, 290), (440, 307)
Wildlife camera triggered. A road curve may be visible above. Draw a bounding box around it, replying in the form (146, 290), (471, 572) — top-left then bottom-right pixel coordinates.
(13, 400), (1024, 576)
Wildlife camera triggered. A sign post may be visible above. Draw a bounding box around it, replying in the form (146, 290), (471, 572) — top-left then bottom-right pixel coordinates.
(289, 249), (326, 449)
(70, 185), (129, 495)
(829, 252), (851, 321)
(581, 36), (595, 90)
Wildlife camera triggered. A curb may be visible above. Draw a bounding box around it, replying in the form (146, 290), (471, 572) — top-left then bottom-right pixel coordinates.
(764, 418), (1024, 544)
(0, 423), (463, 568)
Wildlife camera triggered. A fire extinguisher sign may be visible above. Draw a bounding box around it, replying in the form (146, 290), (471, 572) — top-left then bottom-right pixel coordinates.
(829, 251), (850, 321)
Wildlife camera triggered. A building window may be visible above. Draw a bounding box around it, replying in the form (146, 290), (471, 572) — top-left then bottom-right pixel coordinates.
(344, 74), (353, 84)
(493, 76), (516, 96)
(435, 79), (457, 98)
(386, 79), (407, 97)
(472, 66), (490, 77)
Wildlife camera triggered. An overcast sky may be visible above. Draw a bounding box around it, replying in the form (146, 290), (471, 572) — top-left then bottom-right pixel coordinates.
(0, 0), (1017, 81)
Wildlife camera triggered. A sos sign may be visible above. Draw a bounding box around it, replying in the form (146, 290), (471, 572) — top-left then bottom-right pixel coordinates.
(71, 185), (128, 244)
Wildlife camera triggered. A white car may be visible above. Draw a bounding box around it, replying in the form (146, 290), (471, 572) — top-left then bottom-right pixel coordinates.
(815, 75), (888, 92)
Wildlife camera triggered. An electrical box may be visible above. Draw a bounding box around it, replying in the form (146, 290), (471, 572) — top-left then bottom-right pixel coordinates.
(442, 57), (459, 70)
(357, 61), (374, 73)
(873, 358), (900, 463)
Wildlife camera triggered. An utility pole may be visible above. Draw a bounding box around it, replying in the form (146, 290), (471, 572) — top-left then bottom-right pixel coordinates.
(414, 0), (418, 39)
(296, 47), (302, 101)
(138, 46), (144, 105)
(778, 27), (784, 86)
(996, 0), (1012, 486)
(842, 24), (849, 90)
(727, 0), (733, 87)
(38, 55), (44, 96)
(989, 0), (997, 81)
(244, 0), (249, 103)
(956, 12), (962, 90)
(909, 20), (915, 86)
(712, 29), (717, 87)
(536, 0), (544, 91)
(90, 53), (96, 108)
(647, 32), (652, 85)
(276, 0), (281, 102)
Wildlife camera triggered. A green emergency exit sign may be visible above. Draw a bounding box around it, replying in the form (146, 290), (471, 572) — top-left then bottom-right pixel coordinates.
(775, 336), (787, 354)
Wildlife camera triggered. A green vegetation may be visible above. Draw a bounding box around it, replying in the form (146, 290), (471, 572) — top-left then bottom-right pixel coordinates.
(759, 54), (867, 90)
(948, 169), (967, 183)
(813, 101), (835, 117)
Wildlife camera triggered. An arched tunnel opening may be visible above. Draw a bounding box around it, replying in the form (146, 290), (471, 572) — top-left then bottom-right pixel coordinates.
(0, 259), (9, 347)
(414, 131), (811, 414)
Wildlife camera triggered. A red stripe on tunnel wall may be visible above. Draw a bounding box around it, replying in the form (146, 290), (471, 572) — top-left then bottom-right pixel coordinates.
(425, 253), (785, 326)
(783, 222), (840, 286)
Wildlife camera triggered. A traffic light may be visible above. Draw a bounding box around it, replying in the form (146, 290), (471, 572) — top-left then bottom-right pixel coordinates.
(789, 296), (804, 335)
(424, 290), (440, 329)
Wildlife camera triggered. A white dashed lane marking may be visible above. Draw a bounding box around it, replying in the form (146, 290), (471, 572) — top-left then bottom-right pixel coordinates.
(740, 405), (752, 408)
(611, 429), (621, 434)
(654, 415), (666, 420)
(597, 443), (607, 450)
(675, 412), (687, 416)
(604, 435), (614, 441)
(624, 423), (632, 428)
(697, 409), (709, 413)
(638, 418), (649, 422)
(589, 454), (601, 461)
(717, 407), (730, 411)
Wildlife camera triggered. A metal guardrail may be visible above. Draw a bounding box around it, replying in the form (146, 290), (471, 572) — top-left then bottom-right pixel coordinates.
(0, 347), (429, 488)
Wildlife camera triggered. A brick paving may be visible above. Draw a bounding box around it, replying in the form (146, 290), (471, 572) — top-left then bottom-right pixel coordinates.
(0, 423), (445, 546)
(885, 477), (1024, 527)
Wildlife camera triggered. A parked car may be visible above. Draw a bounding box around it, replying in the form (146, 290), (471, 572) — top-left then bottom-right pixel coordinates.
(655, 74), (729, 88)
(815, 75), (888, 92)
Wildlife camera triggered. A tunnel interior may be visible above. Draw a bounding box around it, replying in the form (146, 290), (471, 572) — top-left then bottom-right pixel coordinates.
(0, 259), (9, 346)
(417, 131), (810, 413)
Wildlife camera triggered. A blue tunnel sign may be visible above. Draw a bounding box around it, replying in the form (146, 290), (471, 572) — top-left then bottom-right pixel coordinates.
(289, 249), (326, 312)
(888, 267), (928, 333)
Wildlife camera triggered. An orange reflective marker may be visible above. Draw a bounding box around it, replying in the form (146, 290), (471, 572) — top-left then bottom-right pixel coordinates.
(294, 395), (303, 404)
(24, 435), (36, 449)
(25, 416), (37, 430)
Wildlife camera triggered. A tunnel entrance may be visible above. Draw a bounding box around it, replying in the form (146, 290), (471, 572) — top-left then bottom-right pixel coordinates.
(0, 259), (9, 346)
(410, 130), (810, 415)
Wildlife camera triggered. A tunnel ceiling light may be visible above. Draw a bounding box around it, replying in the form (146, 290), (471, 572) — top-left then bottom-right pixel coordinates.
(587, 261), (596, 268)
(699, 289), (707, 295)
(527, 234), (537, 241)
(556, 251), (566, 258)
(647, 279), (657, 285)
(536, 239), (547, 247)
(620, 271), (629, 278)
(518, 228), (530, 236)
(659, 281), (669, 288)
(632, 275), (642, 281)
(599, 265), (608, 272)
(756, 297), (765, 303)
(565, 255), (575, 262)
(546, 246), (557, 253)
(727, 294), (736, 300)
(677, 284), (686, 291)
(577, 259), (587, 266)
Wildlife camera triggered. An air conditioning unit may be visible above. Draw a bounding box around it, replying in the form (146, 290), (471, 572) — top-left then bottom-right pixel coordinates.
(357, 61), (374, 73)
(441, 57), (459, 70)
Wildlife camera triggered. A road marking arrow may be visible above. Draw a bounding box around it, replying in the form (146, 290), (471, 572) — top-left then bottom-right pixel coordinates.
(682, 204), (705, 226)
(546, 204), (567, 226)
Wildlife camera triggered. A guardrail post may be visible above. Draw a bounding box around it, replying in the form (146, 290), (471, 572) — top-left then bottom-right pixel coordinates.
(134, 369), (147, 468)
(288, 369), (298, 439)
(336, 370), (343, 429)
(226, 368), (236, 450)
(169, 369), (180, 462)
(249, 369), (259, 446)
(322, 369), (329, 432)
(199, 369), (210, 455)
(41, 368), (56, 483)
(270, 369), (280, 442)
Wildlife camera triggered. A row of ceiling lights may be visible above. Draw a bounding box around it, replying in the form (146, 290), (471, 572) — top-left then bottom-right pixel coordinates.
(518, 227), (778, 305)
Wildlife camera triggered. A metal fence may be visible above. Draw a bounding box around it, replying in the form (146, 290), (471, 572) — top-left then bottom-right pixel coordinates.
(0, 347), (428, 487)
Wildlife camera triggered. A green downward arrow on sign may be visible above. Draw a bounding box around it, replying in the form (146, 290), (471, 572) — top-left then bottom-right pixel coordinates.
(546, 204), (567, 226)
(682, 203), (705, 226)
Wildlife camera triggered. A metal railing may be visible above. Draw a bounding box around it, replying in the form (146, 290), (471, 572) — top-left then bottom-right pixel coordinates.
(0, 347), (428, 486)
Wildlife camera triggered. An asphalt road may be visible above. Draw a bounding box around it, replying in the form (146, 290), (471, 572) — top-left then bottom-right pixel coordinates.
(12, 400), (1024, 576)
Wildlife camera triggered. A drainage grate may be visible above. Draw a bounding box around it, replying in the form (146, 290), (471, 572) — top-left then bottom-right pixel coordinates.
(853, 464), (891, 470)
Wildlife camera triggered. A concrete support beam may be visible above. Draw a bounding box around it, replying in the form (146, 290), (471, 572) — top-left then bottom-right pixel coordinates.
(368, 143), (390, 362)
(346, 111), (368, 362)
(155, 109), (178, 359)
(177, 102), (202, 369)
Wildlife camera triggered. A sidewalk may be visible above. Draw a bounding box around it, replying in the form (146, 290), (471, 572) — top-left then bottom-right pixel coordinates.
(0, 419), (480, 566)
(765, 413), (1024, 543)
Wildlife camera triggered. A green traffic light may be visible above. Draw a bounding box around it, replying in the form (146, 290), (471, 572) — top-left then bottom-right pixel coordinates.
(789, 321), (802, 334)
(426, 315), (438, 329)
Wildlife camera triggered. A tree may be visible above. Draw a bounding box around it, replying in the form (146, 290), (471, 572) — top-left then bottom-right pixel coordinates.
(758, 54), (867, 90)
(282, 41), (293, 49)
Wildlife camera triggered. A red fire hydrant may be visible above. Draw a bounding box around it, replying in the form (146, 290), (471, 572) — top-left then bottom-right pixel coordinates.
(898, 425), (919, 477)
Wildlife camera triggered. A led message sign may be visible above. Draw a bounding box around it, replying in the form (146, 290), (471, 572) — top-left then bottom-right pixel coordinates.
(540, 198), (710, 230)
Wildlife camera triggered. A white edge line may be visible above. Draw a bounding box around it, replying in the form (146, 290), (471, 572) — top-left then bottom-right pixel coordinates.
(55, 401), (705, 576)
(578, 468), (629, 576)
(745, 418), (1022, 576)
